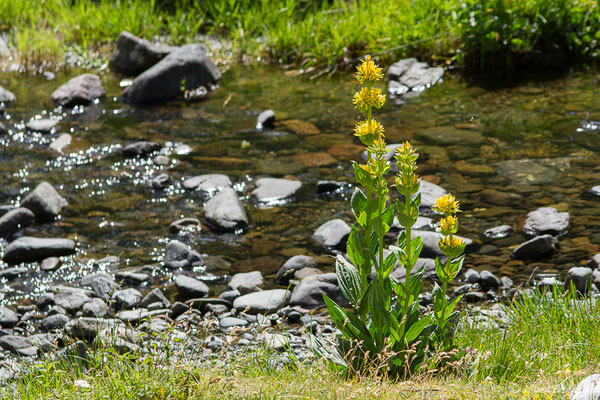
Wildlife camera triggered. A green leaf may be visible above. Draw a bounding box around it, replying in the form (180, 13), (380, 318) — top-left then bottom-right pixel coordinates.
(412, 192), (422, 209)
(336, 255), (362, 309)
(382, 251), (398, 278)
(353, 162), (373, 187)
(350, 187), (367, 218)
(435, 257), (449, 284)
(346, 227), (365, 269)
(381, 206), (395, 234)
(405, 314), (431, 343)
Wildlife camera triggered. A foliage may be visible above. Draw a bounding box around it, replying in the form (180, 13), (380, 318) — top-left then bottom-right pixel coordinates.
(458, 0), (600, 73)
(311, 57), (465, 378)
(457, 288), (600, 382)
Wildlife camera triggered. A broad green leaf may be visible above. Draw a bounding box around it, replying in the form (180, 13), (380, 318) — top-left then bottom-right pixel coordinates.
(336, 255), (361, 308)
(405, 314), (431, 343)
(435, 257), (449, 284)
(353, 162), (373, 187)
(350, 187), (367, 218)
(412, 192), (422, 209)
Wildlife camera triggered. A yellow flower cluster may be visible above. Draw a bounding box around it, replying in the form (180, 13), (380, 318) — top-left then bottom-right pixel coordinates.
(353, 87), (386, 113)
(355, 55), (384, 85)
(433, 194), (461, 215)
(438, 215), (458, 236)
(354, 119), (384, 139)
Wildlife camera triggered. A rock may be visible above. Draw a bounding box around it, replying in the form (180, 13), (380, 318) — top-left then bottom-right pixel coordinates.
(164, 240), (203, 269)
(49, 133), (72, 152)
(587, 254), (600, 269)
(20, 182), (67, 220)
(290, 274), (345, 309)
(463, 292), (486, 303)
(479, 270), (501, 291)
(109, 31), (173, 76)
(169, 218), (201, 234)
(174, 275), (209, 299)
(276, 255), (318, 285)
(140, 288), (171, 309)
(50, 73), (105, 107)
(312, 219), (351, 251)
(256, 110), (275, 131)
(501, 276), (514, 290)
(54, 287), (93, 313)
(233, 289), (290, 315)
(411, 231), (475, 258)
(523, 207), (570, 236)
(387, 58), (444, 92)
(123, 44), (221, 104)
(0, 306), (18, 328)
(80, 273), (116, 300)
(112, 288), (142, 310)
(389, 258), (436, 282)
(0, 335), (37, 357)
(252, 178), (302, 205)
(293, 267), (322, 280)
(183, 174), (231, 196)
(40, 314), (70, 331)
(493, 158), (570, 186)
(204, 335), (225, 351)
(219, 290), (241, 303)
(392, 216), (434, 231)
(204, 188), (249, 232)
(227, 271), (264, 294)
(0, 85), (16, 104)
(570, 374), (600, 400)
(154, 155), (170, 165)
(115, 271), (149, 285)
(26, 119), (57, 133)
(565, 267), (593, 294)
(0, 267), (28, 281)
(151, 173), (170, 189)
(464, 269), (481, 284)
(122, 141), (161, 158)
(0, 207), (35, 238)
(170, 302), (190, 318)
(219, 317), (249, 331)
(82, 298), (108, 318)
(512, 235), (559, 259)
(484, 225), (512, 239)
(3, 237), (76, 264)
(590, 186), (600, 197)
(0, 122), (6, 135)
(415, 127), (484, 146)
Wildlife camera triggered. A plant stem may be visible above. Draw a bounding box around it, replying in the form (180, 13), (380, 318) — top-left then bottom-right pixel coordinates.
(402, 192), (412, 315)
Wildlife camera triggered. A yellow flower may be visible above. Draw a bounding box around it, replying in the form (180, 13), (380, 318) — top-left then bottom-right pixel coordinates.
(355, 55), (383, 85)
(433, 194), (461, 215)
(438, 215), (458, 235)
(353, 87), (386, 112)
(354, 119), (384, 138)
(438, 235), (464, 257)
(358, 162), (377, 178)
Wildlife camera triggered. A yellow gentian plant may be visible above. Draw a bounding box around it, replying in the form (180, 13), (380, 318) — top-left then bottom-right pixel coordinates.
(313, 56), (466, 377)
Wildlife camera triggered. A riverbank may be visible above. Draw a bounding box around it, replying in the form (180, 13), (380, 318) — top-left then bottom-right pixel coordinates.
(4, 290), (600, 399)
(1, 0), (599, 74)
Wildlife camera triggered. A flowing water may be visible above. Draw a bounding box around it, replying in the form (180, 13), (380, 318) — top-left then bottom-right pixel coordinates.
(0, 65), (599, 305)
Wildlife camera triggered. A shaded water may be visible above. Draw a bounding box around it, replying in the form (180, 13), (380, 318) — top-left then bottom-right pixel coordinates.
(0, 65), (599, 305)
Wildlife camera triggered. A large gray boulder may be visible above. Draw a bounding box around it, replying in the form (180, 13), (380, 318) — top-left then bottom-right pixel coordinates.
(183, 174), (231, 197)
(20, 182), (67, 220)
(523, 207), (570, 236)
(233, 289), (290, 315)
(3, 237), (76, 264)
(276, 255), (317, 285)
(227, 271), (264, 294)
(570, 374), (600, 400)
(50, 73), (105, 108)
(174, 275), (209, 299)
(204, 188), (249, 232)
(0, 207), (35, 238)
(123, 44), (221, 104)
(312, 219), (351, 251)
(290, 273), (346, 309)
(109, 31), (174, 76)
(565, 267), (593, 295)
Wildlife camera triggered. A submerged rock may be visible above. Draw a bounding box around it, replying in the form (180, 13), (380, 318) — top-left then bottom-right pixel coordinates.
(26, 119), (57, 133)
(252, 178), (302, 205)
(523, 207), (570, 236)
(109, 31), (174, 76)
(256, 110), (275, 131)
(50, 73), (105, 107)
(183, 174), (231, 196)
(20, 182), (67, 220)
(415, 127), (484, 146)
(123, 44), (222, 104)
(3, 237), (76, 264)
(122, 141), (161, 158)
(204, 188), (249, 232)
(387, 58), (443, 103)
(484, 225), (512, 239)
(512, 235), (559, 259)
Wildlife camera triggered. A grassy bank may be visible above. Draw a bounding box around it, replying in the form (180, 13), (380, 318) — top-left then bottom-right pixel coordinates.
(5, 291), (600, 399)
(0, 0), (598, 73)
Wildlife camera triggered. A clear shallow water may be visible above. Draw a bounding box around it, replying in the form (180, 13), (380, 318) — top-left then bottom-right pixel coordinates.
(0, 65), (599, 305)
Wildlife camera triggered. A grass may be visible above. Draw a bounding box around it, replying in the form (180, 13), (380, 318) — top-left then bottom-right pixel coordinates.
(0, 0), (598, 73)
(4, 290), (600, 399)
